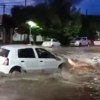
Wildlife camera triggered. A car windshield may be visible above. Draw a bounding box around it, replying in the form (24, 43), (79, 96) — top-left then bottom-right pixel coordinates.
(53, 39), (58, 42)
(0, 48), (9, 57)
(44, 38), (51, 41)
(36, 48), (56, 58)
(44, 38), (58, 42)
(75, 38), (81, 40)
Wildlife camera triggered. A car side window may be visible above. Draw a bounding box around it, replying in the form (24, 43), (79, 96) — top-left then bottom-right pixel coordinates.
(53, 39), (58, 42)
(36, 48), (55, 58)
(83, 38), (86, 40)
(18, 48), (35, 58)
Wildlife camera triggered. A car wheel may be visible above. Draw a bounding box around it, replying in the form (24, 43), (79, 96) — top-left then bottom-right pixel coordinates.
(79, 43), (82, 46)
(51, 45), (54, 48)
(58, 63), (67, 78)
(58, 62), (73, 80)
(10, 66), (26, 75)
(87, 42), (90, 46)
(11, 70), (20, 75)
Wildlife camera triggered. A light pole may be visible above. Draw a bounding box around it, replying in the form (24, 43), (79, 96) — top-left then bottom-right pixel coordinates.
(26, 21), (40, 44)
(29, 25), (32, 44)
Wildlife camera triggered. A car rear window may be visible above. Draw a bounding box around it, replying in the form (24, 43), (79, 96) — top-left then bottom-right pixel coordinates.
(0, 48), (9, 57)
(76, 38), (81, 40)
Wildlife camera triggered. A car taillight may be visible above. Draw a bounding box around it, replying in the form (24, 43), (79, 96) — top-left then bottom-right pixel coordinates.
(3, 58), (9, 65)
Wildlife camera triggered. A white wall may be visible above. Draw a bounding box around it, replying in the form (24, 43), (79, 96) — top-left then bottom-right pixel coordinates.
(13, 33), (43, 42)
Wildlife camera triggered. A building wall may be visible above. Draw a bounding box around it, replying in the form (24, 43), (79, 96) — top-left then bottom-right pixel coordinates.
(13, 33), (43, 42)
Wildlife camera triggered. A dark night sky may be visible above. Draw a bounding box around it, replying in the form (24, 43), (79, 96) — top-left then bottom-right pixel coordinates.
(74, 0), (100, 15)
(0, 0), (44, 14)
(0, 0), (100, 15)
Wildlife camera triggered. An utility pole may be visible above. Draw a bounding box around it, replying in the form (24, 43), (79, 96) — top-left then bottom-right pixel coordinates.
(86, 9), (88, 16)
(0, 4), (6, 15)
(44, 0), (48, 6)
(2, 4), (6, 15)
(25, 0), (27, 6)
(0, 4), (5, 25)
(1, 4), (6, 44)
(45, 0), (50, 8)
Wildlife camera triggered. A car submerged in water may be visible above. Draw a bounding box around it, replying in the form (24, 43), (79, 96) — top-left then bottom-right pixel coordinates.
(70, 37), (91, 46)
(42, 38), (61, 48)
(0, 45), (65, 74)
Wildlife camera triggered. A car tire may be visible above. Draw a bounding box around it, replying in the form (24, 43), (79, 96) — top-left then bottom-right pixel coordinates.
(87, 42), (90, 46)
(58, 63), (65, 70)
(51, 45), (54, 48)
(10, 66), (26, 75)
(11, 70), (20, 75)
(58, 63), (67, 78)
(79, 43), (82, 46)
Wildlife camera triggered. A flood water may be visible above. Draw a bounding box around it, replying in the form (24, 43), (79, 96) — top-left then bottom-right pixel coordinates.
(0, 46), (100, 100)
(0, 72), (99, 100)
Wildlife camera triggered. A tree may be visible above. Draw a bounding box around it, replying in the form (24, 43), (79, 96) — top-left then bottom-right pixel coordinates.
(66, 9), (82, 39)
(2, 14), (15, 43)
(11, 0), (76, 45)
(80, 15), (100, 40)
(41, 0), (81, 45)
(40, 0), (72, 45)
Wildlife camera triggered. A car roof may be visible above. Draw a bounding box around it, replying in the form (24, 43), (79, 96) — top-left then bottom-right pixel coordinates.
(1, 44), (42, 50)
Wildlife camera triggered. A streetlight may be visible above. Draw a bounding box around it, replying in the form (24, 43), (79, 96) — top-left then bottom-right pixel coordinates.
(26, 21), (40, 44)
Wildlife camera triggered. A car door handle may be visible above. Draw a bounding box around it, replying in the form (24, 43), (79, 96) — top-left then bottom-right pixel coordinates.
(40, 61), (43, 62)
(21, 60), (24, 62)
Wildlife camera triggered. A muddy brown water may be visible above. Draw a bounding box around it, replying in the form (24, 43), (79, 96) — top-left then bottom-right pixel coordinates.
(0, 72), (98, 100)
(0, 47), (100, 100)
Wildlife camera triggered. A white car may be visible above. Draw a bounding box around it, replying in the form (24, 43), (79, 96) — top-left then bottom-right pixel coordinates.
(93, 39), (100, 46)
(0, 45), (65, 74)
(70, 37), (91, 46)
(42, 39), (61, 47)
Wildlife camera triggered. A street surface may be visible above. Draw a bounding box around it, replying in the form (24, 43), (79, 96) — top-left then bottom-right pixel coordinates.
(0, 46), (100, 100)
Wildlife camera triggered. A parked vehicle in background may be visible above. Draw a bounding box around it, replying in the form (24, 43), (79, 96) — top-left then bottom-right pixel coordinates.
(70, 37), (91, 46)
(93, 39), (100, 46)
(0, 45), (65, 74)
(42, 38), (61, 47)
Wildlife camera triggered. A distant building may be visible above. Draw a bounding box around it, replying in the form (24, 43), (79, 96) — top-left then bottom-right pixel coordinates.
(13, 32), (43, 43)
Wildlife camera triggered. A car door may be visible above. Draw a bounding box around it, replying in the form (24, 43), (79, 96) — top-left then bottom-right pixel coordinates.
(80, 38), (84, 45)
(18, 48), (39, 70)
(82, 37), (88, 45)
(35, 48), (59, 70)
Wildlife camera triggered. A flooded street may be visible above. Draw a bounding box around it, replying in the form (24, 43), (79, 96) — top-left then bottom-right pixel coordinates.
(0, 46), (100, 100)
(0, 73), (97, 100)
